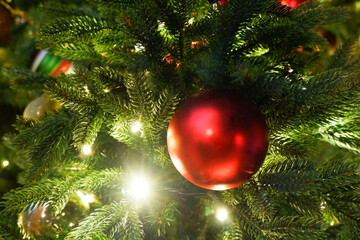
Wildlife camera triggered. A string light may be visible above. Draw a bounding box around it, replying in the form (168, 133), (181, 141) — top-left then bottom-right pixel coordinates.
(83, 85), (90, 94)
(125, 173), (152, 202)
(76, 190), (95, 208)
(2, 160), (9, 168)
(81, 144), (92, 156)
(134, 43), (145, 52)
(216, 208), (228, 222)
(131, 121), (142, 133)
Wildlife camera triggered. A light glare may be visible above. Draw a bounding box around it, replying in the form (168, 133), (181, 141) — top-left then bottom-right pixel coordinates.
(216, 208), (228, 222)
(81, 144), (92, 155)
(2, 160), (9, 167)
(127, 174), (151, 202)
(76, 190), (95, 208)
(131, 121), (142, 133)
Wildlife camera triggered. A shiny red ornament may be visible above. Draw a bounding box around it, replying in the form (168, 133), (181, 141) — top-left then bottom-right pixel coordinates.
(167, 89), (269, 190)
(280, 0), (307, 8)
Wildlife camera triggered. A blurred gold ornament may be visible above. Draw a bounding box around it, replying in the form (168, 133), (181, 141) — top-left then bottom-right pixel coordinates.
(23, 94), (61, 121)
(18, 203), (54, 238)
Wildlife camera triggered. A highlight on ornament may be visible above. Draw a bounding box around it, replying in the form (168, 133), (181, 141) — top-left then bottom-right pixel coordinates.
(216, 208), (228, 222)
(18, 203), (54, 238)
(23, 94), (60, 121)
(167, 89), (269, 190)
(124, 173), (152, 202)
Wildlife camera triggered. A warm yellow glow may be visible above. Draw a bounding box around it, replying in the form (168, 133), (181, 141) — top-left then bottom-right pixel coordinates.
(81, 144), (92, 156)
(104, 88), (110, 93)
(131, 121), (142, 133)
(126, 174), (151, 202)
(216, 208), (228, 222)
(76, 190), (95, 208)
(69, 222), (74, 227)
(330, 221), (335, 226)
(2, 160), (9, 167)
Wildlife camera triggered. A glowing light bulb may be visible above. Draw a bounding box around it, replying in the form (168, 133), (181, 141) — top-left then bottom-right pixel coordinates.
(216, 208), (228, 222)
(131, 121), (142, 133)
(84, 85), (90, 93)
(126, 174), (151, 202)
(81, 144), (92, 155)
(2, 160), (9, 167)
(135, 43), (145, 52)
(76, 190), (95, 208)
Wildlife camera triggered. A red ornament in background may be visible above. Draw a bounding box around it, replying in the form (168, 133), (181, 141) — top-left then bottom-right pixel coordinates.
(167, 89), (269, 190)
(208, 0), (228, 7)
(280, 0), (307, 8)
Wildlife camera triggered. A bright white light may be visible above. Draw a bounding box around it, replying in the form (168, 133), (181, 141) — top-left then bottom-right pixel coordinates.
(81, 144), (92, 156)
(134, 43), (145, 52)
(330, 221), (335, 226)
(216, 208), (228, 222)
(104, 88), (110, 93)
(320, 202), (326, 210)
(76, 190), (95, 208)
(126, 174), (151, 202)
(301, 86), (307, 90)
(2, 160), (9, 167)
(84, 85), (90, 93)
(69, 222), (74, 227)
(131, 121), (142, 133)
(158, 22), (165, 28)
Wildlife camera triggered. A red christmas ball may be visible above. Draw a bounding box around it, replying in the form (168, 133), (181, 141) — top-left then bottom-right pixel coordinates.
(280, 0), (307, 8)
(167, 89), (269, 190)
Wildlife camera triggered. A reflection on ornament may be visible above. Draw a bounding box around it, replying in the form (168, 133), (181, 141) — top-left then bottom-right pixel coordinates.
(18, 203), (54, 238)
(31, 50), (74, 77)
(23, 94), (60, 121)
(167, 89), (269, 190)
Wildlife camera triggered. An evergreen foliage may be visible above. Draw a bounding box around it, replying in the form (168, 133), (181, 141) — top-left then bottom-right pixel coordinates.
(0, 0), (360, 239)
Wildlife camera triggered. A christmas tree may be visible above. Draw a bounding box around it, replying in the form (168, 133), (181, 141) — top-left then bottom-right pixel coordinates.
(1, 0), (360, 239)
